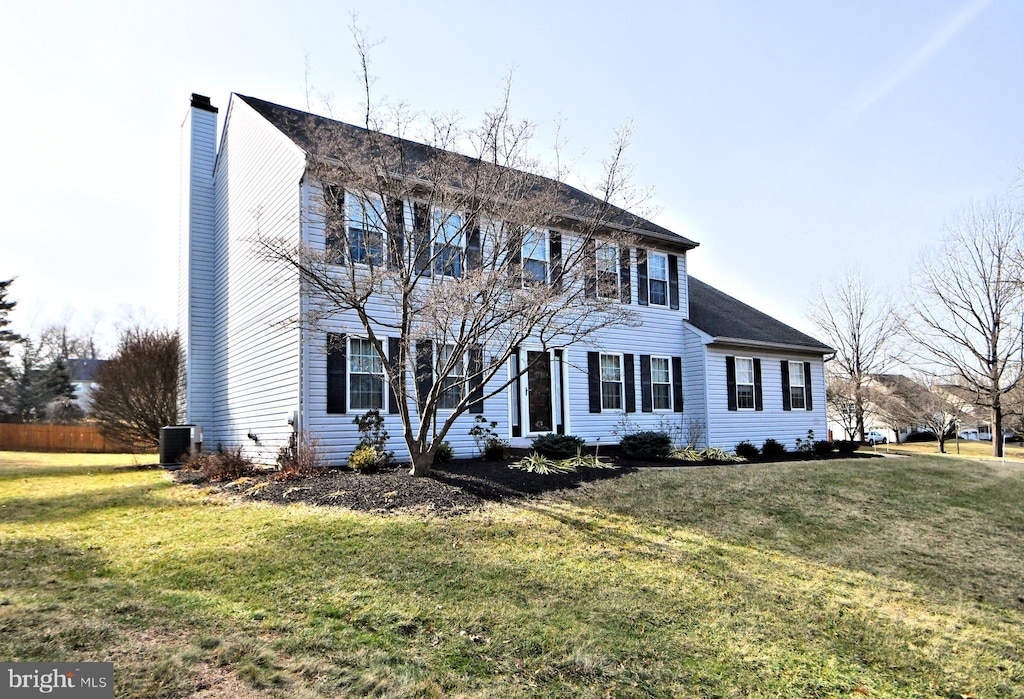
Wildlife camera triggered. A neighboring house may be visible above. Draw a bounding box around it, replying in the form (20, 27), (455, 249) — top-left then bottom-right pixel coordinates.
(179, 93), (832, 463)
(67, 358), (106, 411)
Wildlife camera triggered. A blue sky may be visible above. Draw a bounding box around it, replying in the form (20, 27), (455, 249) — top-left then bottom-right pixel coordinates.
(1, 0), (1021, 352)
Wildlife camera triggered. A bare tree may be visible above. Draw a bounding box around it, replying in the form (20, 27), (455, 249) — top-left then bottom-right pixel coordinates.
(871, 374), (967, 453)
(905, 200), (1024, 458)
(91, 328), (179, 449)
(810, 268), (899, 441)
(256, 34), (650, 475)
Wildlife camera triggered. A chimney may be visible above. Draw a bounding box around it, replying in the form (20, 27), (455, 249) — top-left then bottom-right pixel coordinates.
(178, 93), (218, 428)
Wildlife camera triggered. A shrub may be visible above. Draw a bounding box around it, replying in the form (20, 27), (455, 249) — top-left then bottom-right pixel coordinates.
(348, 445), (389, 473)
(619, 431), (673, 459)
(813, 440), (834, 456)
(483, 438), (510, 460)
(701, 447), (742, 463)
(795, 429), (816, 453)
(734, 441), (760, 459)
(354, 410), (393, 465)
(434, 441), (454, 464)
(531, 433), (585, 459)
(510, 452), (576, 475)
(904, 430), (937, 443)
(669, 447), (703, 461)
(185, 447), (257, 482)
(275, 435), (324, 480)
(761, 438), (787, 459)
(834, 440), (858, 453)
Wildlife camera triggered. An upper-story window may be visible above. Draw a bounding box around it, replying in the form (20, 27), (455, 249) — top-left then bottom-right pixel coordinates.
(522, 229), (548, 286)
(735, 357), (756, 410)
(432, 209), (463, 277)
(340, 194), (386, 265)
(789, 361), (806, 409)
(596, 244), (620, 298)
(648, 252), (668, 306)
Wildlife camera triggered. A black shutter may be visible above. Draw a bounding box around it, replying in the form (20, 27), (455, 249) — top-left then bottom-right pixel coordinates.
(804, 362), (813, 411)
(781, 360), (791, 412)
(388, 337), (401, 414)
(415, 340), (433, 414)
(726, 356), (737, 412)
(587, 351), (602, 413)
(754, 358), (763, 411)
(620, 247), (631, 304)
(668, 254), (680, 310)
(549, 231), (562, 293)
(387, 198), (405, 268)
(327, 333), (347, 414)
(584, 238), (597, 298)
(413, 203), (430, 276)
(636, 248), (649, 306)
(639, 354), (653, 413)
(624, 353), (636, 413)
(507, 225), (523, 288)
(466, 221), (482, 274)
(468, 344), (484, 414)
(672, 356), (684, 413)
(325, 185), (346, 266)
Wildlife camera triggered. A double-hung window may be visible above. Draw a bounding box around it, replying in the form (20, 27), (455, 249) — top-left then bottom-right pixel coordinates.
(344, 195), (385, 265)
(735, 357), (756, 410)
(522, 229), (548, 285)
(651, 356), (672, 410)
(789, 361), (806, 409)
(648, 253), (668, 306)
(600, 353), (623, 410)
(438, 344), (465, 410)
(433, 210), (463, 277)
(596, 245), (620, 298)
(349, 338), (385, 410)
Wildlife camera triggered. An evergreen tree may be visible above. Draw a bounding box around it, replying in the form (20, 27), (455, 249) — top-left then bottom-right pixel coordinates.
(0, 278), (22, 361)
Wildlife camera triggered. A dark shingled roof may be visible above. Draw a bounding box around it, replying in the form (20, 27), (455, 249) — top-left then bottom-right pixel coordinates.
(687, 277), (832, 353)
(235, 94), (698, 252)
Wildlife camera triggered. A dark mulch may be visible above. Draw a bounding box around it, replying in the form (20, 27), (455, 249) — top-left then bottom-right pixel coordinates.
(175, 458), (637, 516)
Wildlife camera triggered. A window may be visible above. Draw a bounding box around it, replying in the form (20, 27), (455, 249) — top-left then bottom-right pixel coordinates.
(349, 338), (384, 410)
(789, 361), (806, 409)
(522, 229), (548, 285)
(735, 357), (755, 410)
(596, 245), (619, 298)
(339, 195), (385, 265)
(432, 209), (463, 277)
(651, 356), (672, 410)
(438, 344), (465, 410)
(648, 253), (668, 306)
(600, 353), (623, 410)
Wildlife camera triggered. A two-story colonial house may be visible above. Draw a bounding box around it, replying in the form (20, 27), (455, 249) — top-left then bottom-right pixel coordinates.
(179, 93), (832, 464)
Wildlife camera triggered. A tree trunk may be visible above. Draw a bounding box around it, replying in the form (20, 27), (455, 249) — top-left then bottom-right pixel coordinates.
(937, 435), (945, 454)
(855, 405), (866, 442)
(409, 449), (434, 476)
(992, 401), (1003, 458)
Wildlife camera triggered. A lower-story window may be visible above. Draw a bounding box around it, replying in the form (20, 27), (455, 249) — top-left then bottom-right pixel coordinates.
(438, 344), (465, 409)
(735, 356), (755, 410)
(350, 338), (384, 410)
(600, 353), (623, 410)
(651, 356), (672, 410)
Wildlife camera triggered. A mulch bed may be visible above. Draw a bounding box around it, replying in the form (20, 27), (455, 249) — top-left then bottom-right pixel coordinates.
(173, 451), (880, 517)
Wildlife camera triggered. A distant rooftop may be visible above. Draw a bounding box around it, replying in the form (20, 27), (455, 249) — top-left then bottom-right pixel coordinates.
(687, 277), (832, 353)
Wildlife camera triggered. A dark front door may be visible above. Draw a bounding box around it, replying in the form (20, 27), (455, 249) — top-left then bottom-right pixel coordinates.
(526, 350), (553, 433)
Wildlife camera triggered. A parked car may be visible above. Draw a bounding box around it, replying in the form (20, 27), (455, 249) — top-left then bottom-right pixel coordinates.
(865, 431), (887, 445)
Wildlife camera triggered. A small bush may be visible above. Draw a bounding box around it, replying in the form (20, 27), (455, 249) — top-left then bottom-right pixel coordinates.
(734, 441), (760, 459)
(483, 438), (510, 460)
(354, 410), (393, 465)
(701, 447), (742, 463)
(813, 440), (834, 456)
(532, 433), (586, 459)
(834, 440), (858, 453)
(185, 447), (257, 482)
(761, 438), (787, 459)
(904, 430), (937, 443)
(274, 434), (324, 480)
(619, 431), (673, 459)
(348, 445), (389, 473)
(434, 441), (454, 464)
(510, 452), (576, 475)
(669, 447), (703, 461)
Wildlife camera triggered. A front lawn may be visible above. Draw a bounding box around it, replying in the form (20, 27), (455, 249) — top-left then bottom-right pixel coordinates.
(1, 451), (1021, 697)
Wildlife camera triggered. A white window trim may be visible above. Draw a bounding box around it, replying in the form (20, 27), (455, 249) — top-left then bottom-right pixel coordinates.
(348, 337), (386, 411)
(789, 360), (806, 410)
(599, 352), (624, 412)
(651, 355), (673, 411)
(648, 252), (669, 306)
(596, 244), (620, 299)
(735, 356), (756, 411)
(521, 228), (549, 287)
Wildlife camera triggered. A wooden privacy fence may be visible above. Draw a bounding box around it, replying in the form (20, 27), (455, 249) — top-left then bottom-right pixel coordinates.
(0, 424), (128, 453)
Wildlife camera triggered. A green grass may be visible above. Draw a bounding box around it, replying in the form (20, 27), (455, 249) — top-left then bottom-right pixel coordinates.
(877, 438), (1024, 462)
(1, 451), (1022, 697)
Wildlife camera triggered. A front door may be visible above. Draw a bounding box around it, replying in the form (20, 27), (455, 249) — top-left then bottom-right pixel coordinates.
(526, 350), (553, 433)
